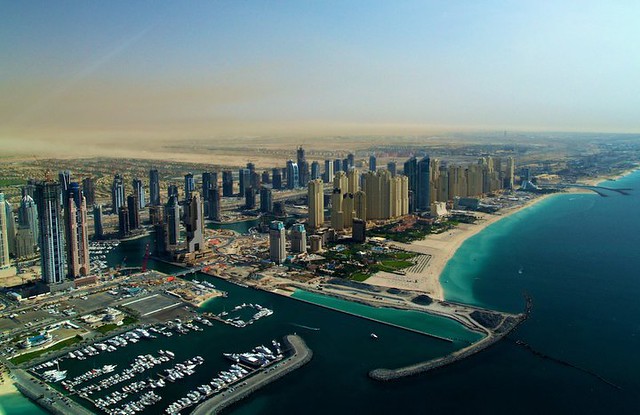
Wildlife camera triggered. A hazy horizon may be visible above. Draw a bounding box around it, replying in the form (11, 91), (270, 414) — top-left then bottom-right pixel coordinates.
(2, 1), (639, 156)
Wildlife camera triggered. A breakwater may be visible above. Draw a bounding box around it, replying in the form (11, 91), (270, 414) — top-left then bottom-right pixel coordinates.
(191, 334), (312, 415)
(12, 369), (94, 415)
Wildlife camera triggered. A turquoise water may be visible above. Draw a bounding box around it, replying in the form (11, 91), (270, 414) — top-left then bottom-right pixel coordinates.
(0, 391), (47, 415)
(3, 171), (640, 414)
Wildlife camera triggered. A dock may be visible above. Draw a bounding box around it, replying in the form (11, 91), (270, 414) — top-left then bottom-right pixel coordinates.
(191, 334), (312, 415)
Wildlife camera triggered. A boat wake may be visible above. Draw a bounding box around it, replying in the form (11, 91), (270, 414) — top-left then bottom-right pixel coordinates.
(291, 323), (320, 331)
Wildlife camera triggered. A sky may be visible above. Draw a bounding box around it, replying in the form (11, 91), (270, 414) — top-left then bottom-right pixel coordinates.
(1, 0), (639, 149)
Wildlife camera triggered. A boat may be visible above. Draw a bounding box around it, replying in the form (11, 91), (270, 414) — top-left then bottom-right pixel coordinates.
(370, 333), (378, 339)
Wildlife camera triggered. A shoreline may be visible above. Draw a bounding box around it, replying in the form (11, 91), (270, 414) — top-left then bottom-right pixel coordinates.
(366, 193), (558, 301)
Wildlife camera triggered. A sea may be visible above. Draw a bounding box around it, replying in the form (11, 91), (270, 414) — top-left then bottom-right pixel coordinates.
(2, 171), (639, 414)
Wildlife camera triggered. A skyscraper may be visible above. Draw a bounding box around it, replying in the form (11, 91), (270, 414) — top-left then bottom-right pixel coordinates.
(387, 161), (397, 177)
(505, 157), (515, 189)
(184, 173), (195, 201)
(354, 190), (367, 221)
(3, 199), (16, 257)
(118, 206), (130, 237)
(202, 172), (214, 202)
(324, 159), (334, 183)
(311, 161), (321, 180)
(185, 192), (204, 253)
(165, 196), (180, 246)
(331, 188), (344, 230)
(35, 181), (65, 284)
(363, 170), (409, 220)
(261, 170), (270, 184)
(0, 193), (12, 274)
(269, 221), (286, 264)
(272, 168), (283, 190)
(347, 153), (355, 170)
(64, 182), (89, 278)
(342, 192), (355, 228)
(93, 204), (104, 239)
(239, 168), (251, 196)
(222, 171), (234, 197)
(260, 186), (273, 213)
(417, 156), (431, 210)
(290, 223), (307, 253)
(58, 170), (71, 207)
(286, 160), (299, 189)
(133, 178), (145, 209)
(334, 159), (342, 174)
(307, 179), (324, 229)
(208, 186), (221, 221)
(82, 177), (95, 206)
(347, 168), (359, 193)
(369, 154), (377, 171)
(403, 157), (418, 213)
(149, 168), (161, 206)
(19, 189), (39, 242)
(352, 218), (366, 243)
(111, 174), (125, 214)
(127, 195), (140, 230)
(245, 187), (256, 209)
(168, 184), (179, 199)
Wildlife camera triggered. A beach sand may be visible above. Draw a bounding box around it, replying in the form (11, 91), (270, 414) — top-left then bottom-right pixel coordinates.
(366, 194), (557, 301)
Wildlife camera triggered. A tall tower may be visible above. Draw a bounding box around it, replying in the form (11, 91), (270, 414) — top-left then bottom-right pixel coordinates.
(269, 221), (286, 264)
(35, 181), (65, 284)
(286, 160), (299, 189)
(347, 168), (359, 193)
(58, 170), (71, 207)
(403, 157), (418, 213)
(185, 192), (204, 253)
(64, 182), (89, 278)
(82, 177), (95, 206)
(369, 154), (377, 171)
(417, 156), (431, 211)
(127, 194), (140, 230)
(290, 223), (307, 253)
(118, 205), (130, 237)
(260, 186), (273, 213)
(324, 159), (334, 183)
(149, 168), (161, 206)
(111, 174), (125, 214)
(208, 186), (221, 221)
(342, 193), (355, 228)
(222, 171), (234, 197)
(93, 204), (104, 239)
(354, 190), (367, 221)
(0, 193), (12, 273)
(133, 178), (145, 209)
(307, 179), (324, 229)
(165, 195), (180, 246)
(311, 161), (321, 180)
(505, 157), (515, 189)
(387, 161), (397, 177)
(18, 190), (38, 251)
(3, 200), (16, 257)
(184, 173), (195, 201)
(239, 168), (251, 196)
(330, 188), (344, 230)
(272, 168), (283, 190)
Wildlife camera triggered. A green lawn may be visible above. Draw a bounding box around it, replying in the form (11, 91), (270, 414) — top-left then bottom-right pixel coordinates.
(350, 272), (371, 282)
(95, 324), (119, 334)
(10, 336), (82, 365)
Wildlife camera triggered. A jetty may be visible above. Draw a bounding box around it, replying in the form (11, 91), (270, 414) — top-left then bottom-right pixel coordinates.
(191, 334), (312, 415)
(12, 369), (94, 415)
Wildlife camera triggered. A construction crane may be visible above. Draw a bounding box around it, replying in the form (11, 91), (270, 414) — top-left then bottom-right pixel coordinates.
(141, 244), (150, 272)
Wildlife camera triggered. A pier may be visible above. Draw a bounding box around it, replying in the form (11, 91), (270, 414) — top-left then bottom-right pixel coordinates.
(191, 334), (312, 415)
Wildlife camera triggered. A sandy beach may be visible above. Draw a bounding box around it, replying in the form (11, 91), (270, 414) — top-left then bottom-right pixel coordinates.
(366, 193), (558, 300)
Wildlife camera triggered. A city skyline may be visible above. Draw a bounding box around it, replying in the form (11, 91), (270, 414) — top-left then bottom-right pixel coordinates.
(2, 1), (640, 160)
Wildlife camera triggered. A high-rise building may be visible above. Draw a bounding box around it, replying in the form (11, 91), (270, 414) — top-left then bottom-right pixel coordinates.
(342, 192), (355, 228)
(222, 171), (234, 197)
(64, 182), (89, 278)
(118, 206), (130, 237)
(272, 168), (283, 190)
(93, 204), (104, 239)
(352, 218), (366, 243)
(269, 221), (286, 264)
(82, 177), (95, 206)
(165, 196), (180, 246)
(15, 227), (35, 258)
(311, 161), (321, 180)
(19, 190), (39, 242)
(324, 159), (334, 183)
(34, 181), (65, 284)
(347, 153), (355, 170)
(330, 188), (344, 230)
(184, 173), (195, 201)
(290, 223), (307, 253)
(127, 195), (140, 230)
(333, 159), (342, 174)
(185, 192), (204, 253)
(202, 172), (214, 202)
(309, 235), (322, 253)
(208, 186), (221, 221)
(58, 170), (71, 207)
(261, 170), (270, 184)
(347, 168), (359, 193)
(168, 184), (179, 199)
(403, 157), (418, 213)
(307, 179), (324, 229)
(387, 161), (397, 177)
(363, 170), (409, 220)
(3, 200), (16, 257)
(111, 174), (125, 214)
(260, 186), (273, 213)
(132, 178), (145, 209)
(239, 168), (251, 196)
(417, 156), (431, 210)
(0, 193), (12, 273)
(245, 187), (256, 209)
(354, 190), (366, 222)
(369, 155), (377, 171)
(286, 160), (299, 189)
(505, 157), (515, 189)
(149, 169), (161, 206)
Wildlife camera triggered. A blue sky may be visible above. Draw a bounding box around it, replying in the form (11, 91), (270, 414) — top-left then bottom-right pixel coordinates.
(1, 0), (639, 142)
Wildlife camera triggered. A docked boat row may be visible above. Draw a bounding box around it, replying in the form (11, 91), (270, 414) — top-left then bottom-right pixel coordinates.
(216, 303), (274, 328)
(164, 341), (284, 415)
(61, 364), (118, 389)
(106, 390), (162, 415)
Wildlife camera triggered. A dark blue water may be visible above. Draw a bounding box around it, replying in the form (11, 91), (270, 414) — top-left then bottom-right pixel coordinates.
(4, 172), (640, 414)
